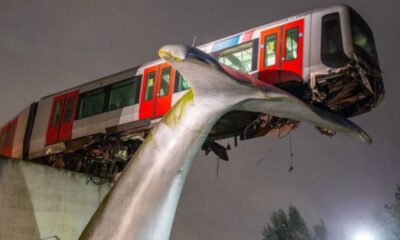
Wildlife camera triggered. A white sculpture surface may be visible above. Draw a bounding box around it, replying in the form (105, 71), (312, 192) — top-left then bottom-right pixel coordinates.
(80, 45), (370, 240)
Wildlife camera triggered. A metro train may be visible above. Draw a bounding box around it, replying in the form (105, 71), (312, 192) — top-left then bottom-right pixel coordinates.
(0, 5), (384, 178)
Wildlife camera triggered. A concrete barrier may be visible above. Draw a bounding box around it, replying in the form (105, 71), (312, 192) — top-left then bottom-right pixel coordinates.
(0, 157), (113, 240)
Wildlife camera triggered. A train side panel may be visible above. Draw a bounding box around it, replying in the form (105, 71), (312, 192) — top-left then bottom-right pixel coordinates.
(28, 67), (144, 159)
(71, 66), (143, 142)
(29, 96), (54, 159)
(72, 104), (140, 140)
(0, 105), (32, 159)
(15, 4), (380, 164)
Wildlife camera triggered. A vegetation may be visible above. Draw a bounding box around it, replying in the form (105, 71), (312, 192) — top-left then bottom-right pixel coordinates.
(377, 185), (400, 240)
(262, 205), (328, 240)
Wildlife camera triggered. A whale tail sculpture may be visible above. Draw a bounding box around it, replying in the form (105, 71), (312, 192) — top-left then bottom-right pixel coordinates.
(80, 45), (371, 240)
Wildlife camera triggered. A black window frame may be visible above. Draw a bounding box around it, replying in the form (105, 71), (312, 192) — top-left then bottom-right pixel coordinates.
(285, 27), (299, 61)
(51, 100), (63, 126)
(350, 9), (379, 68)
(62, 96), (75, 123)
(159, 67), (172, 97)
(174, 71), (191, 93)
(76, 87), (106, 120)
(321, 12), (349, 68)
(108, 76), (141, 111)
(264, 34), (278, 67)
(214, 39), (259, 73)
(76, 75), (142, 120)
(144, 71), (156, 102)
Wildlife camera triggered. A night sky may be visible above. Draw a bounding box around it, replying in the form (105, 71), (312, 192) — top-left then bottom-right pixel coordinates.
(1, 0), (399, 239)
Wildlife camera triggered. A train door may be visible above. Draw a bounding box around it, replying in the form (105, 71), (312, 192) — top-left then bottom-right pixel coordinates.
(155, 63), (174, 117)
(46, 90), (79, 145)
(258, 19), (304, 84)
(46, 94), (65, 145)
(58, 91), (79, 142)
(259, 26), (281, 85)
(139, 63), (174, 119)
(139, 65), (158, 120)
(281, 19), (304, 81)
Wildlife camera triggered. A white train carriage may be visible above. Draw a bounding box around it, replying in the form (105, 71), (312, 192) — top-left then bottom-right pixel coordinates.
(0, 5), (384, 177)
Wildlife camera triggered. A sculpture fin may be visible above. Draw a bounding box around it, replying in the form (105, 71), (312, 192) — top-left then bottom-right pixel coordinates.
(159, 45), (372, 144)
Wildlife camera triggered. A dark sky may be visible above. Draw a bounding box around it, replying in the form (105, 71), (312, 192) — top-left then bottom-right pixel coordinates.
(0, 0), (399, 239)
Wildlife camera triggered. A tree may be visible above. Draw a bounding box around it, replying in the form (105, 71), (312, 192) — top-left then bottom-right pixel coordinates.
(382, 185), (400, 239)
(262, 209), (290, 240)
(262, 205), (328, 240)
(313, 220), (328, 240)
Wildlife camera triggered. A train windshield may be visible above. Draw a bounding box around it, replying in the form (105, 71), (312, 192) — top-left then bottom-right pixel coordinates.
(350, 10), (378, 67)
(321, 13), (348, 68)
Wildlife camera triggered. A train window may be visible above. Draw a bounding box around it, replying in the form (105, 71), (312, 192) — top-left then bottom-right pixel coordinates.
(350, 10), (378, 66)
(62, 97), (75, 123)
(174, 72), (190, 93)
(218, 41), (253, 73)
(52, 101), (63, 126)
(352, 24), (373, 57)
(321, 13), (347, 68)
(144, 71), (156, 101)
(264, 34), (277, 66)
(108, 77), (139, 111)
(159, 67), (171, 97)
(78, 88), (105, 119)
(285, 28), (298, 61)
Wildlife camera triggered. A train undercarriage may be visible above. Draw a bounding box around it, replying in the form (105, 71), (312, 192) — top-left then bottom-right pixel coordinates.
(31, 111), (299, 181)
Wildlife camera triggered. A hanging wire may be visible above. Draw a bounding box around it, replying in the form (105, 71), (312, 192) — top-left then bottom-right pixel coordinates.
(243, 118), (260, 140)
(216, 157), (220, 178)
(288, 134), (294, 172)
(278, 130), (291, 139)
(256, 139), (277, 166)
(234, 134), (238, 147)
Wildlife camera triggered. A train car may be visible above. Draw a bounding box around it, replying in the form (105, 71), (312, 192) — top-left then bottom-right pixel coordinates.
(0, 104), (35, 160)
(0, 5), (384, 178)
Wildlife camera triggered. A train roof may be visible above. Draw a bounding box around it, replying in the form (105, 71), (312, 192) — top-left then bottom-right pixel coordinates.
(40, 4), (353, 101)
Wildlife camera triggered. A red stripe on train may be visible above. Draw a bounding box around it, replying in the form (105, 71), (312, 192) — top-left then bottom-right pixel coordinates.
(241, 30), (255, 43)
